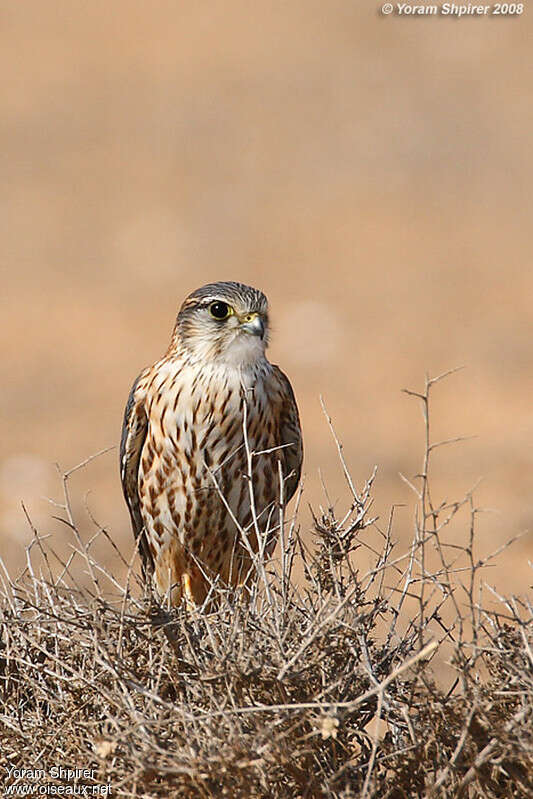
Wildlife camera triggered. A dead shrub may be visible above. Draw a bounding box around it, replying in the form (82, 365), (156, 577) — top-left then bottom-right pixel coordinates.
(1, 371), (531, 798)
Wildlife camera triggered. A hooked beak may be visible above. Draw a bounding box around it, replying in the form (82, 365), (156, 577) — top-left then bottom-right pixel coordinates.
(239, 312), (265, 339)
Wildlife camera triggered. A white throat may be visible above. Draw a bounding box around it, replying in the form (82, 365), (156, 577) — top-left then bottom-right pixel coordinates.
(220, 332), (266, 368)
(184, 328), (267, 371)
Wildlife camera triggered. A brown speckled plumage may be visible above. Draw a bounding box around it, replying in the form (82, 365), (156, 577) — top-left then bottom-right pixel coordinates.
(120, 281), (302, 605)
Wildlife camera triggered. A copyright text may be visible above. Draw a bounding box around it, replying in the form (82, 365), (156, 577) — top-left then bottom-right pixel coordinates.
(381, 2), (524, 15)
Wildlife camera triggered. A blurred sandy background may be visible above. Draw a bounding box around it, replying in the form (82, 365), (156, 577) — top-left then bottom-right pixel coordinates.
(2, 1), (532, 593)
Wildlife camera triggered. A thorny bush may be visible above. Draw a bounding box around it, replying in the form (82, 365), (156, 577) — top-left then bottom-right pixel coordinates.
(1, 371), (532, 797)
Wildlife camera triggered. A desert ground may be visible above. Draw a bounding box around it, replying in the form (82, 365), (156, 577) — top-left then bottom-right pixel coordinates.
(2, 1), (532, 598)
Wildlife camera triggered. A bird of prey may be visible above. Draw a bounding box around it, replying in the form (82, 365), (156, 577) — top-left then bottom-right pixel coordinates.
(120, 281), (302, 605)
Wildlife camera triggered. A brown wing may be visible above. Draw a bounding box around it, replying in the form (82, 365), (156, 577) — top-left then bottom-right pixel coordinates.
(119, 367), (153, 578)
(272, 365), (303, 504)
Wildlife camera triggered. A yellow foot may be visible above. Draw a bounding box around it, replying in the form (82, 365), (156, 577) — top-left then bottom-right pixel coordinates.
(181, 572), (196, 605)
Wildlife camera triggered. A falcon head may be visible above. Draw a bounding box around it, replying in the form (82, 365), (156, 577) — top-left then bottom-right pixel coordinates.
(171, 281), (270, 367)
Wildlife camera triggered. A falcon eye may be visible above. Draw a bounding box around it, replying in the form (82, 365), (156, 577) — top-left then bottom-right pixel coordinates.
(208, 301), (232, 320)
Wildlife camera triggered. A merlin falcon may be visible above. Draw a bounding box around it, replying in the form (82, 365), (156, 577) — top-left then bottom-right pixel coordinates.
(120, 281), (303, 605)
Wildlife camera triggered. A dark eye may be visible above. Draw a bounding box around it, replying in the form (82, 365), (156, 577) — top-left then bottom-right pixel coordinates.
(209, 301), (232, 320)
